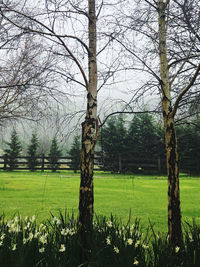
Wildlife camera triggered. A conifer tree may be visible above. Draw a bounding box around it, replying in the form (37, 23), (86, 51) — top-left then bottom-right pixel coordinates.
(4, 129), (22, 170)
(27, 133), (39, 171)
(48, 137), (62, 172)
(69, 135), (81, 173)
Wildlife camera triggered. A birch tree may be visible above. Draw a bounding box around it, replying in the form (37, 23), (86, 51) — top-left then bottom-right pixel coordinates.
(116, 0), (200, 245)
(0, 1), (124, 251)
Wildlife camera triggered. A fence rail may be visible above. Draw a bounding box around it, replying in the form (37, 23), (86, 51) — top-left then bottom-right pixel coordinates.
(0, 154), (166, 173)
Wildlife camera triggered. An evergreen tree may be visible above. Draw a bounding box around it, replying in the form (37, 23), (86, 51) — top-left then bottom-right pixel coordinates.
(69, 135), (81, 173)
(177, 117), (200, 174)
(27, 133), (39, 171)
(48, 137), (62, 172)
(4, 129), (22, 171)
(101, 115), (127, 172)
(126, 113), (163, 172)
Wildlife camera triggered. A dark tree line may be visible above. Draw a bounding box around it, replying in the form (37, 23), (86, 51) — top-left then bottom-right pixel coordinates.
(2, 130), (81, 173)
(99, 114), (200, 175)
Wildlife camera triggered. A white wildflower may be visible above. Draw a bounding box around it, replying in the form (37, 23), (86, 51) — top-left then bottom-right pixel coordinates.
(113, 246), (119, 254)
(12, 244), (17, 251)
(53, 217), (61, 225)
(0, 241), (3, 246)
(0, 233), (5, 240)
(106, 221), (113, 228)
(142, 244), (149, 249)
(59, 244), (66, 252)
(133, 258), (139, 265)
(175, 246), (180, 253)
(106, 236), (111, 245)
(24, 222), (30, 230)
(39, 235), (47, 245)
(69, 229), (75, 236)
(34, 231), (40, 238)
(23, 238), (28, 245)
(127, 238), (133, 245)
(30, 215), (36, 223)
(14, 216), (19, 223)
(61, 228), (68, 236)
(135, 240), (140, 248)
(39, 247), (45, 253)
(29, 233), (34, 241)
(7, 221), (12, 228)
(39, 224), (46, 231)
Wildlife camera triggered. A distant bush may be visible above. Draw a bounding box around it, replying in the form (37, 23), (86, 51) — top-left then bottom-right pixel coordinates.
(0, 213), (199, 266)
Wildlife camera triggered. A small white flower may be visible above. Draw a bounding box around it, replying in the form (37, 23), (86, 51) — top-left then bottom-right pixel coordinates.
(24, 222), (30, 230)
(0, 241), (3, 246)
(12, 244), (17, 251)
(106, 221), (113, 228)
(69, 229), (75, 236)
(127, 238), (133, 245)
(175, 246), (180, 253)
(61, 228), (67, 236)
(133, 258), (139, 265)
(30, 215), (35, 223)
(53, 217), (61, 225)
(34, 231), (39, 238)
(29, 233), (34, 241)
(135, 240), (140, 248)
(0, 233), (5, 240)
(14, 216), (19, 223)
(39, 247), (45, 253)
(113, 246), (119, 253)
(39, 224), (46, 231)
(23, 238), (28, 245)
(106, 236), (111, 245)
(59, 244), (66, 252)
(142, 244), (149, 249)
(39, 235), (47, 244)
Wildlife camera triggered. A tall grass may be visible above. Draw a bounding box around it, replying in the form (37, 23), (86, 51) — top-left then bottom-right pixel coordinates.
(0, 212), (199, 267)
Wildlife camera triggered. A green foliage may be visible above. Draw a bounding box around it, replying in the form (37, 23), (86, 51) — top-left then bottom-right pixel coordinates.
(26, 133), (39, 172)
(48, 137), (62, 172)
(0, 213), (199, 266)
(68, 135), (81, 173)
(126, 113), (164, 172)
(101, 115), (127, 172)
(4, 129), (22, 171)
(177, 117), (200, 174)
(101, 114), (164, 173)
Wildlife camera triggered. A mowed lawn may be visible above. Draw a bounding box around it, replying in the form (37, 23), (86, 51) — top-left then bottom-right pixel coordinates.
(0, 170), (200, 232)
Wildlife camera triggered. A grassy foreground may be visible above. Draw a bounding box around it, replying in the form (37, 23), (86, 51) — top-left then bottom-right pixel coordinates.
(0, 171), (200, 232)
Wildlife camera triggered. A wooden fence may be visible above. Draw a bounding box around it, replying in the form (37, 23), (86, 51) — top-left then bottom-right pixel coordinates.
(0, 155), (73, 171)
(0, 154), (165, 173)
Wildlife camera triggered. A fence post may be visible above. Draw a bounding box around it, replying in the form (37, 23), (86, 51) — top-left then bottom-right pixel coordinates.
(119, 154), (122, 173)
(3, 154), (8, 170)
(41, 154), (45, 172)
(157, 156), (161, 174)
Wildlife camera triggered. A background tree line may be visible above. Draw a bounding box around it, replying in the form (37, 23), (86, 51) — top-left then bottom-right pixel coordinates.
(99, 114), (200, 175)
(3, 115), (200, 175)
(3, 130), (81, 173)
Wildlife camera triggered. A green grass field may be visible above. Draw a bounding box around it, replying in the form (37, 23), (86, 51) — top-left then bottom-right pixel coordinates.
(0, 170), (199, 232)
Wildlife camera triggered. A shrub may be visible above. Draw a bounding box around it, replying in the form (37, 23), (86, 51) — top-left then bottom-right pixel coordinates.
(0, 213), (199, 267)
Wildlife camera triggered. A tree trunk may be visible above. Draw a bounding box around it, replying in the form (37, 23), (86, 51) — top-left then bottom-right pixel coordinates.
(158, 0), (182, 245)
(78, 0), (97, 252)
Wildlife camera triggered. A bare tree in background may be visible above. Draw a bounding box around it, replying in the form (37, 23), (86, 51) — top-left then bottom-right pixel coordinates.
(0, 12), (62, 124)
